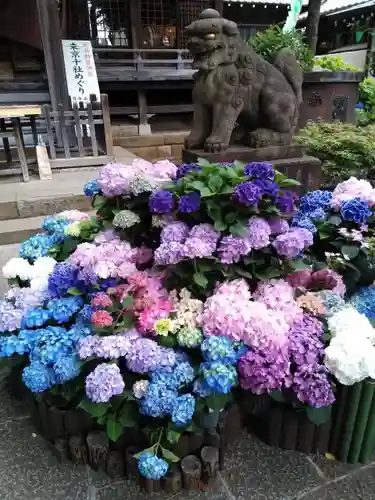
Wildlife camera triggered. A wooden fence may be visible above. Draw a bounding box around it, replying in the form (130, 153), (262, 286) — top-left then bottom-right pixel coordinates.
(41, 94), (114, 169)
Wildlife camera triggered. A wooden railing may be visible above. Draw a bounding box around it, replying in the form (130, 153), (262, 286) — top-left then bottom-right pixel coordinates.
(94, 48), (194, 78)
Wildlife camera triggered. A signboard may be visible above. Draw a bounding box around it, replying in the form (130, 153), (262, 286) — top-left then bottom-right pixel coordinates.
(62, 40), (100, 104)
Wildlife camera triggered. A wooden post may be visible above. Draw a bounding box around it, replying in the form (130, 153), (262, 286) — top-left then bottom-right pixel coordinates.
(129, 0), (142, 49)
(137, 89), (151, 135)
(36, 0), (70, 111)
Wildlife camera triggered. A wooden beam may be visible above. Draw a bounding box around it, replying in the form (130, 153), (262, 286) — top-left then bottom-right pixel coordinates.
(36, 0), (70, 110)
(129, 0), (142, 49)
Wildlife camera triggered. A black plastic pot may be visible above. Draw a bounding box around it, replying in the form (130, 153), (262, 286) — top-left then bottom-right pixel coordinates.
(299, 71), (364, 129)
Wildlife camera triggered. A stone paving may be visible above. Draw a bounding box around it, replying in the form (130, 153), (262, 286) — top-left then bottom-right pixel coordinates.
(1, 248), (375, 499)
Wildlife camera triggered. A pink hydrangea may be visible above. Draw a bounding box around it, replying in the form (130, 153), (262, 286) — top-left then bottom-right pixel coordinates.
(57, 210), (90, 222)
(91, 310), (113, 328)
(331, 177), (375, 209)
(199, 279), (289, 350)
(138, 299), (172, 334)
(91, 292), (113, 308)
(253, 279), (302, 327)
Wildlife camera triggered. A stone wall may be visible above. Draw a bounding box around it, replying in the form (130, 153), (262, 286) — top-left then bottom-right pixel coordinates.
(113, 131), (189, 163)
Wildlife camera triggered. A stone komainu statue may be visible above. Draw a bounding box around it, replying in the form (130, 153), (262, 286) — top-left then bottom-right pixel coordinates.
(184, 9), (303, 152)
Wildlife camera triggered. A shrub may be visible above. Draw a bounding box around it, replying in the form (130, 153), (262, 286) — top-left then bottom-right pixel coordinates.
(358, 77), (375, 124)
(314, 55), (360, 72)
(249, 25), (314, 71)
(296, 122), (375, 186)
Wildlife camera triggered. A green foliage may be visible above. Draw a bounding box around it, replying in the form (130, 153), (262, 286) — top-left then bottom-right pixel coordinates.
(296, 121), (375, 186)
(358, 77), (375, 125)
(79, 391), (138, 441)
(248, 25), (314, 71)
(314, 55), (360, 72)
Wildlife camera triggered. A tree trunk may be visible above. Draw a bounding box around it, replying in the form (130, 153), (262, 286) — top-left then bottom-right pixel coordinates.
(306, 0), (322, 55)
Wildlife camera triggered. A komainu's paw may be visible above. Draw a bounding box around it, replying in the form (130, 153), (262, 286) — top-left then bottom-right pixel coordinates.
(204, 136), (229, 153)
(249, 129), (274, 148)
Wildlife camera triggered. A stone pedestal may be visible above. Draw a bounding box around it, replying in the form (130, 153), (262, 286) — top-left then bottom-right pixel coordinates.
(182, 145), (322, 192)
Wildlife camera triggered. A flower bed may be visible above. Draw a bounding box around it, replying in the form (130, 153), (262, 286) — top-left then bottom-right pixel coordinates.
(1, 158), (375, 491)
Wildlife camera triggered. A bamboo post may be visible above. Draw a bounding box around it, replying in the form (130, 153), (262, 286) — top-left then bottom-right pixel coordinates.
(348, 382), (375, 463)
(339, 383), (364, 462)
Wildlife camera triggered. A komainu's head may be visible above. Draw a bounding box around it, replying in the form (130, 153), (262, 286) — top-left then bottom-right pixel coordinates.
(185, 9), (240, 71)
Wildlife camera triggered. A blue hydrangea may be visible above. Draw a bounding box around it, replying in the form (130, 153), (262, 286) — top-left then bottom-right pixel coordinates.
(140, 383), (178, 418)
(233, 341), (249, 360)
(48, 262), (79, 298)
(84, 179), (100, 197)
(22, 361), (56, 392)
(299, 190), (332, 213)
(137, 452), (169, 480)
(201, 336), (237, 364)
(201, 362), (237, 394)
(193, 379), (212, 398)
(20, 234), (57, 261)
(234, 181), (262, 207)
(21, 308), (51, 329)
(76, 305), (96, 325)
(28, 326), (75, 364)
(350, 287), (375, 320)
(54, 355), (81, 384)
(67, 323), (92, 342)
(292, 215), (317, 234)
(309, 207), (327, 221)
(173, 361), (195, 387)
(340, 197), (372, 224)
(171, 394), (196, 427)
(42, 216), (70, 242)
(47, 296), (84, 323)
(151, 362), (195, 390)
(0, 335), (23, 357)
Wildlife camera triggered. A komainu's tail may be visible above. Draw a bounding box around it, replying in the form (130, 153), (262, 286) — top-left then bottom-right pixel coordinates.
(273, 48), (303, 105)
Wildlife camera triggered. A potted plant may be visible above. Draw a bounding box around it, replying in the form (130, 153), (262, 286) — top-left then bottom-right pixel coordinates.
(249, 26), (364, 128)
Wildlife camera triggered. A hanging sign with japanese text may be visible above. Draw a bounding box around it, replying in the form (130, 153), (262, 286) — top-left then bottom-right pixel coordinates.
(62, 40), (100, 104)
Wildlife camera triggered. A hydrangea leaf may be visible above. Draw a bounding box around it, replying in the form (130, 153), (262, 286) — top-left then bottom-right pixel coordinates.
(160, 446), (180, 463)
(106, 414), (123, 441)
(341, 245), (360, 260)
(193, 272), (208, 289)
(306, 405), (332, 425)
(79, 399), (110, 418)
(166, 429), (182, 444)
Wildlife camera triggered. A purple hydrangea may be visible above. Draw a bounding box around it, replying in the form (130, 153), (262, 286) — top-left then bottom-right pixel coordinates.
(183, 224), (220, 259)
(217, 235), (252, 264)
(154, 242), (184, 265)
(272, 227), (312, 258)
(178, 192), (201, 213)
(234, 181), (262, 207)
(254, 179), (279, 198)
(268, 218), (289, 235)
(161, 222), (189, 243)
(244, 162), (274, 180)
(176, 163), (202, 179)
(293, 366), (335, 408)
(126, 338), (176, 373)
(248, 217), (271, 250)
(149, 190), (174, 214)
(238, 345), (291, 395)
(276, 190), (299, 214)
(85, 363), (125, 403)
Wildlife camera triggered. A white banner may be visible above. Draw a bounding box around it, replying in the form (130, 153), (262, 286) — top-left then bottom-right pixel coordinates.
(62, 40), (100, 104)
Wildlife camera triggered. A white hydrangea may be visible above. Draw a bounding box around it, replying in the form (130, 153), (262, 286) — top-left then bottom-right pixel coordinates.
(327, 305), (375, 343)
(325, 335), (375, 385)
(132, 380), (149, 399)
(2, 257), (32, 281)
(65, 221), (81, 237)
(325, 304), (375, 385)
(170, 288), (204, 332)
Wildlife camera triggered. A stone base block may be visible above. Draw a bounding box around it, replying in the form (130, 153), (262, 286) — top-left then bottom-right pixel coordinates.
(182, 146), (322, 192)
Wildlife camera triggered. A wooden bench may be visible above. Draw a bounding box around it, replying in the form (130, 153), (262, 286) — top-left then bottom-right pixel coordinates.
(0, 105), (42, 182)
